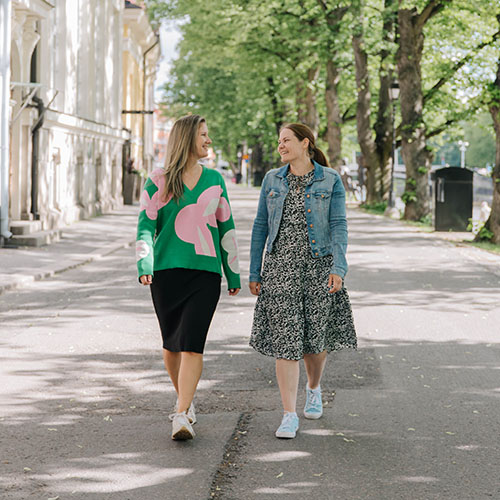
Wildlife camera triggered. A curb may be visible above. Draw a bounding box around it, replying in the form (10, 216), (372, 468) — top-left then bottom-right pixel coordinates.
(0, 238), (135, 296)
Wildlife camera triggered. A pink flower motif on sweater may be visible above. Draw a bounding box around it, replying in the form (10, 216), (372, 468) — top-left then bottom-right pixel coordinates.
(136, 240), (150, 261)
(175, 185), (231, 256)
(221, 229), (239, 273)
(140, 169), (171, 220)
(150, 168), (166, 192)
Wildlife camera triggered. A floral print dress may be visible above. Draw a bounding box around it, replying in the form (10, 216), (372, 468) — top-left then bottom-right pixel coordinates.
(250, 170), (357, 361)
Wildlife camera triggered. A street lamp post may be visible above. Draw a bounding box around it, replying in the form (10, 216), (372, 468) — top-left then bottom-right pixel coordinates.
(387, 80), (400, 210)
(457, 140), (469, 168)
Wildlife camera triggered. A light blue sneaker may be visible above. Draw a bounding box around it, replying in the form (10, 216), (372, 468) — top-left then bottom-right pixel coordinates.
(275, 412), (299, 439)
(304, 386), (323, 419)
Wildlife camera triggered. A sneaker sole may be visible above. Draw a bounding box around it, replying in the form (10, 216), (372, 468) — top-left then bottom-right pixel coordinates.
(304, 412), (323, 420)
(172, 426), (195, 440)
(275, 431), (297, 439)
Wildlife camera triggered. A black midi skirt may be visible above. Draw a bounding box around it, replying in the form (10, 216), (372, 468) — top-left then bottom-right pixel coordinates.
(150, 268), (221, 353)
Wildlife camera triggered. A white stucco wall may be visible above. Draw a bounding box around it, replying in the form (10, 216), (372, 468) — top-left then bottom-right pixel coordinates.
(8, 0), (136, 230)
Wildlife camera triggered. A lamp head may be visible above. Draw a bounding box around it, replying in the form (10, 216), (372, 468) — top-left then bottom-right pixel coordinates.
(389, 81), (400, 101)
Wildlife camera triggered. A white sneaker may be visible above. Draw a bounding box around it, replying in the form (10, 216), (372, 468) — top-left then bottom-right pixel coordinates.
(174, 400), (197, 424)
(187, 402), (196, 424)
(171, 412), (195, 440)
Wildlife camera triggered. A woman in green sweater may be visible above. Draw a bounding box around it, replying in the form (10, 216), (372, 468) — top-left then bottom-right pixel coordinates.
(136, 114), (241, 440)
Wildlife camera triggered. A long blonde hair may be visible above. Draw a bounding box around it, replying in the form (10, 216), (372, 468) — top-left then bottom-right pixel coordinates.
(163, 114), (206, 201)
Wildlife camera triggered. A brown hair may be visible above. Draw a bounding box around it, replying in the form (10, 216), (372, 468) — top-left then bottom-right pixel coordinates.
(280, 123), (330, 167)
(163, 114), (206, 201)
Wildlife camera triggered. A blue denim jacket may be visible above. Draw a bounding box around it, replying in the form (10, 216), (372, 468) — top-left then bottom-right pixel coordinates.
(249, 161), (348, 282)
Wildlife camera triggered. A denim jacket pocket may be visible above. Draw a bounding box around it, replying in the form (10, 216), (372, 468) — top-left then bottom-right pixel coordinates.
(267, 188), (283, 199)
(266, 189), (285, 209)
(311, 190), (331, 201)
(311, 190), (331, 213)
(307, 191), (331, 247)
(265, 188), (285, 251)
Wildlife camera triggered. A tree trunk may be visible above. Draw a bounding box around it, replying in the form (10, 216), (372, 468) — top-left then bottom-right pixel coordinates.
(352, 0), (396, 204)
(397, 8), (432, 220)
(374, 0), (396, 201)
(352, 27), (379, 202)
(320, 4), (350, 171)
(224, 144), (238, 175)
(297, 67), (320, 136)
(480, 53), (500, 244)
(296, 79), (306, 124)
(324, 60), (342, 171)
(267, 76), (283, 136)
(250, 141), (266, 185)
(306, 66), (320, 135)
(487, 113), (500, 243)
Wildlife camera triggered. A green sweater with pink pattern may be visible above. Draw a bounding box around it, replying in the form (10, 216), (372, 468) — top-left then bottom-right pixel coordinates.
(136, 166), (241, 289)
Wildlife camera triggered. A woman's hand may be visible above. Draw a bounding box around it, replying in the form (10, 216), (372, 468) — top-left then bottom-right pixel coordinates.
(249, 282), (261, 296)
(228, 288), (240, 296)
(328, 274), (342, 294)
(139, 275), (152, 286)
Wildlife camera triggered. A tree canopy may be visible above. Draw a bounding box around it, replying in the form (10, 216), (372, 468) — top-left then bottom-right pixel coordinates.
(146, 0), (500, 236)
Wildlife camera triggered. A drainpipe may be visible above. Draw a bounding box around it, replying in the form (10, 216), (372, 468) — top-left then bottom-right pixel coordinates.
(142, 37), (158, 173)
(0, 0), (13, 244)
(30, 94), (45, 220)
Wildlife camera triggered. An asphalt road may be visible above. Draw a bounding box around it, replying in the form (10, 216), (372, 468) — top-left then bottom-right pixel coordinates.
(1, 184), (499, 499)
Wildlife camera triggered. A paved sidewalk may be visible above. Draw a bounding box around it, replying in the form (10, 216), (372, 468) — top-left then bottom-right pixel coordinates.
(351, 208), (500, 275)
(0, 205), (139, 295)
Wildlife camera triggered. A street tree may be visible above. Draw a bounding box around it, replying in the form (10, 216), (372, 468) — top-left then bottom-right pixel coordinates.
(147, 0), (357, 171)
(351, 0), (397, 203)
(147, 0), (292, 171)
(397, 0), (500, 221)
(477, 14), (500, 244)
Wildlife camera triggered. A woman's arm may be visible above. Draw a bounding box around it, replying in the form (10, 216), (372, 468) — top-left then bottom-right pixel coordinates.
(217, 176), (241, 291)
(328, 173), (348, 279)
(136, 176), (159, 283)
(249, 175), (270, 283)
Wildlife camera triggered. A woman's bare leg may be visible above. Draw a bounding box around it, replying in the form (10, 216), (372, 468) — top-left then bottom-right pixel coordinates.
(276, 358), (300, 413)
(176, 351), (203, 413)
(303, 350), (327, 389)
(163, 349), (181, 393)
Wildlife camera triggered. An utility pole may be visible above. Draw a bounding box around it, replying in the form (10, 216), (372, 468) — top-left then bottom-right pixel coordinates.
(458, 140), (469, 168)
(385, 80), (400, 219)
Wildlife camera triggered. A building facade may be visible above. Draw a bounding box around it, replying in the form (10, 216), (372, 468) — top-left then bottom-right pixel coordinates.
(122, 1), (159, 204)
(0, 0), (159, 245)
(153, 110), (171, 170)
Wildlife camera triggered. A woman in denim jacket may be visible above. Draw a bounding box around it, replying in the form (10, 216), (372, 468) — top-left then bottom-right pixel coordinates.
(249, 123), (357, 439)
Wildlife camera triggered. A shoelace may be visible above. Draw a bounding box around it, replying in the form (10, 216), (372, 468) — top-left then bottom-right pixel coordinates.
(307, 391), (322, 409)
(280, 413), (298, 429)
(168, 411), (188, 422)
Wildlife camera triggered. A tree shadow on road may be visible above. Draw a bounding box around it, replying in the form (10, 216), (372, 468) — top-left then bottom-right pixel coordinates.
(1, 334), (499, 499)
(347, 263), (500, 313)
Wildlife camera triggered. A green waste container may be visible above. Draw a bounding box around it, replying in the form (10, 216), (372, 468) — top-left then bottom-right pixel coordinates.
(432, 167), (473, 231)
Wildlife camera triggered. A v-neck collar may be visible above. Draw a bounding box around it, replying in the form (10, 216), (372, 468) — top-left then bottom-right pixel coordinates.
(183, 165), (205, 193)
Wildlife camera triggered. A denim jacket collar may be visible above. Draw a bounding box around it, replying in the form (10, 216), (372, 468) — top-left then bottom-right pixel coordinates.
(275, 160), (325, 182)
